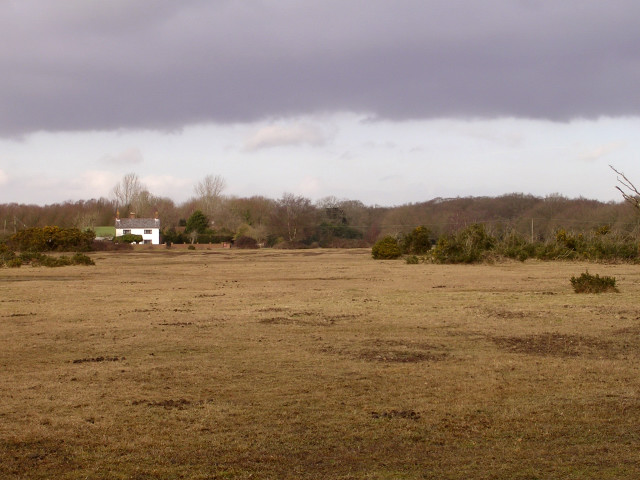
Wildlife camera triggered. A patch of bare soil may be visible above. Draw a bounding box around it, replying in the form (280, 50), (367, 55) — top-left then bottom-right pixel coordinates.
(131, 398), (213, 410)
(491, 333), (615, 358)
(324, 339), (448, 363)
(258, 310), (360, 326)
(480, 306), (547, 319)
(71, 356), (125, 364)
(371, 409), (421, 420)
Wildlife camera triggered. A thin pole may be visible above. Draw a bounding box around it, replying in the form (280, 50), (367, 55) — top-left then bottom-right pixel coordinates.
(531, 218), (534, 243)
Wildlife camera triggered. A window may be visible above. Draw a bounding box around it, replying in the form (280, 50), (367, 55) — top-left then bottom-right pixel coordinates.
(143, 240), (152, 244)
(144, 229), (152, 234)
(123, 229), (131, 234)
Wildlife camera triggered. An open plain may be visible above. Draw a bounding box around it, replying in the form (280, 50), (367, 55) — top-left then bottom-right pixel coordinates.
(1, 248), (640, 479)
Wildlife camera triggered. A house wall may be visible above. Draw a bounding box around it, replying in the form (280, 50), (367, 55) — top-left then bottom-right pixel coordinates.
(116, 228), (160, 245)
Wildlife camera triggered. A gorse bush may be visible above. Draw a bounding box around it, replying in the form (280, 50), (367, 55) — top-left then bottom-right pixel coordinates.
(9, 227), (95, 252)
(371, 236), (402, 259)
(400, 226), (432, 255)
(375, 223), (639, 264)
(431, 224), (495, 263)
(71, 253), (95, 265)
(0, 242), (16, 266)
(8, 252), (96, 268)
(570, 271), (618, 293)
(495, 231), (535, 262)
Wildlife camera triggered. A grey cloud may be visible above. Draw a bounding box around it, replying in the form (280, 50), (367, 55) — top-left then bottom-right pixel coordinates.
(2, 0), (640, 136)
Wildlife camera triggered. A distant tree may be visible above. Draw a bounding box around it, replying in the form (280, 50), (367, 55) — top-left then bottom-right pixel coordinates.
(185, 210), (210, 234)
(194, 174), (226, 217)
(112, 173), (145, 213)
(271, 193), (317, 242)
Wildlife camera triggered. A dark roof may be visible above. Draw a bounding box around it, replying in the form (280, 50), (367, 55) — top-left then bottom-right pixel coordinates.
(115, 218), (161, 229)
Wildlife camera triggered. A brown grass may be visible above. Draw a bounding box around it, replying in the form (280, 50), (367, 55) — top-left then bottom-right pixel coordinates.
(1, 249), (640, 479)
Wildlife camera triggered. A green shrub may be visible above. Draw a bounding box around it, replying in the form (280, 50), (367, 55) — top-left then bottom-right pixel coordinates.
(405, 255), (420, 264)
(372, 236), (402, 259)
(431, 224), (495, 263)
(115, 234), (143, 244)
(71, 253), (95, 265)
(1, 243), (16, 266)
(570, 271), (618, 293)
(494, 231), (534, 261)
(400, 226), (432, 255)
(15, 252), (94, 267)
(188, 245), (196, 250)
(9, 226), (95, 252)
(7, 258), (22, 268)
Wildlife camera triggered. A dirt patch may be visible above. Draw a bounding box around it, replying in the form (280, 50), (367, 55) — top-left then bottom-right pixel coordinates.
(259, 310), (358, 326)
(491, 333), (615, 358)
(328, 339), (448, 363)
(371, 409), (421, 420)
(358, 349), (446, 363)
(71, 356), (125, 364)
(480, 307), (542, 319)
(132, 398), (213, 410)
(259, 316), (295, 325)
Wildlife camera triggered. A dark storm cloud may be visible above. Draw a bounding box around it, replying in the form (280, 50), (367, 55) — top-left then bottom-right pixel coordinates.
(2, 0), (640, 135)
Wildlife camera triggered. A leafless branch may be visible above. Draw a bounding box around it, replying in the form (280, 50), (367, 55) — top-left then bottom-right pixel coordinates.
(610, 165), (640, 212)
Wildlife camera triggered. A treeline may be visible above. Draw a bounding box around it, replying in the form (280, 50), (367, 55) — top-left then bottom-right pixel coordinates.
(1, 192), (639, 247)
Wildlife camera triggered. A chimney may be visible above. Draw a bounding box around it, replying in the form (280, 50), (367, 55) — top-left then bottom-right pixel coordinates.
(129, 212), (136, 219)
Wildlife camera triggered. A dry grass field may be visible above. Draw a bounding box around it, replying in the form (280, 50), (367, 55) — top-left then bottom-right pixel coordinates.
(1, 248), (640, 479)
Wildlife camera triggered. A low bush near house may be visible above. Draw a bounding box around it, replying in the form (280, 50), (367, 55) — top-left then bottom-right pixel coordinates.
(114, 234), (143, 244)
(570, 271), (618, 293)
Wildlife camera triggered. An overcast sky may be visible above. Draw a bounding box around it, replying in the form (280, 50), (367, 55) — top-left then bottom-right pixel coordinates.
(2, 0), (640, 206)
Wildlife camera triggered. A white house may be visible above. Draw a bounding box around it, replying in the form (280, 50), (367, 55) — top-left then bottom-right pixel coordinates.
(115, 212), (161, 245)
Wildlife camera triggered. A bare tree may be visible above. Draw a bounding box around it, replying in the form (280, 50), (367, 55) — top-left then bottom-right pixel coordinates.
(610, 165), (640, 212)
(272, 193), (316, 242)
(112, 173), (145, 213)
(194, 174), (227, 217)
